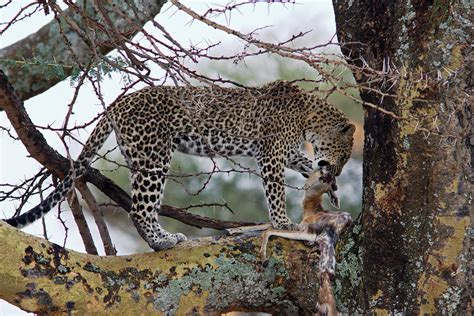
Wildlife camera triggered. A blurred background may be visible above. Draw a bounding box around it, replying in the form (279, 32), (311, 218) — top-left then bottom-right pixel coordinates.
(1, 1), (363, 314)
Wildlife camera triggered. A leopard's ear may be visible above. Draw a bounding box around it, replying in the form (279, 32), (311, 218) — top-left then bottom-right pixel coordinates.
(339, 123), (356, 136)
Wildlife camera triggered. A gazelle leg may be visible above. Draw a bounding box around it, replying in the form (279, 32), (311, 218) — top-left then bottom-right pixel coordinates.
(226, 223), (272, 235)
(317, 271), (339, 316)
(260, 230), (317, 262)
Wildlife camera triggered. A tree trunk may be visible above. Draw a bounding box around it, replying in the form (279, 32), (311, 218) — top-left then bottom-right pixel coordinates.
(333, 1), (471, 313)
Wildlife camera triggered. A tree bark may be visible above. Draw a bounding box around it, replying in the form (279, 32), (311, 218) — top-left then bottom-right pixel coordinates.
(0, 0), (166, 102)
(333, 1), (471, 313)
(0, 220), (322, 315)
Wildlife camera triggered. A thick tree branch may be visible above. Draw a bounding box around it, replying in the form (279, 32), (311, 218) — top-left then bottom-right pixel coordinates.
(0, 220), (321, 314)
(0, 70), (257, 231)
(0, 0), (167, 102)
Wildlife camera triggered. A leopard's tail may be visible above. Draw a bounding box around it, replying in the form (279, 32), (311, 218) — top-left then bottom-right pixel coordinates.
(5, 115), (113, 228)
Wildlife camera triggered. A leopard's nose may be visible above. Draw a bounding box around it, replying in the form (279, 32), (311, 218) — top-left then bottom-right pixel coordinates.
(317, 160), (330, 167)
(313, 159), (329, 170)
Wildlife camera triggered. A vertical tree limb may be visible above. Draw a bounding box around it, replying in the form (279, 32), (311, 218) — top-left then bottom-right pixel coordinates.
(333, 1), (471, 313)
(76, 181), (116, 256)
(67, 190), (98, 255)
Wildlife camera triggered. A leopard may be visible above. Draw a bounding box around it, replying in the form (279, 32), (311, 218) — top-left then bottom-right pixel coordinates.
(5, 81), (355, 251)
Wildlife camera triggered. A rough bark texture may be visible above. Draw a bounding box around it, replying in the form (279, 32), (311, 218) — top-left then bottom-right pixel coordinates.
(0, 0), (166, 102)
(333, 1), (471, 314)
(0, 221), (322, 315)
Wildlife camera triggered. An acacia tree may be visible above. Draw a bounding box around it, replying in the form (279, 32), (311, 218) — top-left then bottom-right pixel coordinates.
(0, 0), (470, 314)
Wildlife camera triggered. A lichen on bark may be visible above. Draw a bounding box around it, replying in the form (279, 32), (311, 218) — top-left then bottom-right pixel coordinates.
(333, 0), (471, 313)
(0, 221), (324, 314)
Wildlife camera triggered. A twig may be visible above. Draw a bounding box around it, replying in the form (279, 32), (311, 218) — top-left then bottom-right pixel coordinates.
(170, 0), (401, 120)
(159, 205), (259, 230)
(67, 189), (99, 255)
(76, 181), (116, 256)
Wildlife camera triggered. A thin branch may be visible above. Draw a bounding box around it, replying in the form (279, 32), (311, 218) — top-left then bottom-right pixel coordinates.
(67, 189), (99, 255)
(169, 0), (408, 120)
(76, 181), (116, 256)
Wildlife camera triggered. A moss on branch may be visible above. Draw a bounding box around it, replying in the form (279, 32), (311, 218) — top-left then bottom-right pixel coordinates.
(0, 221), (322, 314)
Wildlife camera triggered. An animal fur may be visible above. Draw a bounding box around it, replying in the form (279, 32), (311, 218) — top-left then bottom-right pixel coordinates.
(260, 169), (352, 315)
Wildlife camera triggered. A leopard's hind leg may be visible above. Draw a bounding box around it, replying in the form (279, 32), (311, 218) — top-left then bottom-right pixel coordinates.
(125, 141), (186, 251)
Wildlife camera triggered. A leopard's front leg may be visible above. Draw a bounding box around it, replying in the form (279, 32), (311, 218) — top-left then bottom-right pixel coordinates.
(286, 147), (313, 178)
(257, 146), (298, 231)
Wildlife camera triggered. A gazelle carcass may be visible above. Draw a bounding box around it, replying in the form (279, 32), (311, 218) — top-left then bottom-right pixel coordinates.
(260, 169), (352, 316)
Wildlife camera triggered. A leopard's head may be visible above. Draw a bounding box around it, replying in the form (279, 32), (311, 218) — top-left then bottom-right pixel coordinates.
(304, 114), (355, 176)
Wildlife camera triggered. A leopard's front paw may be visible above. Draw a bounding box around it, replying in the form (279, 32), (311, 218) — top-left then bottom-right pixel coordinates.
(149, 233), (187, 251)
(174, 233), (187, 243)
